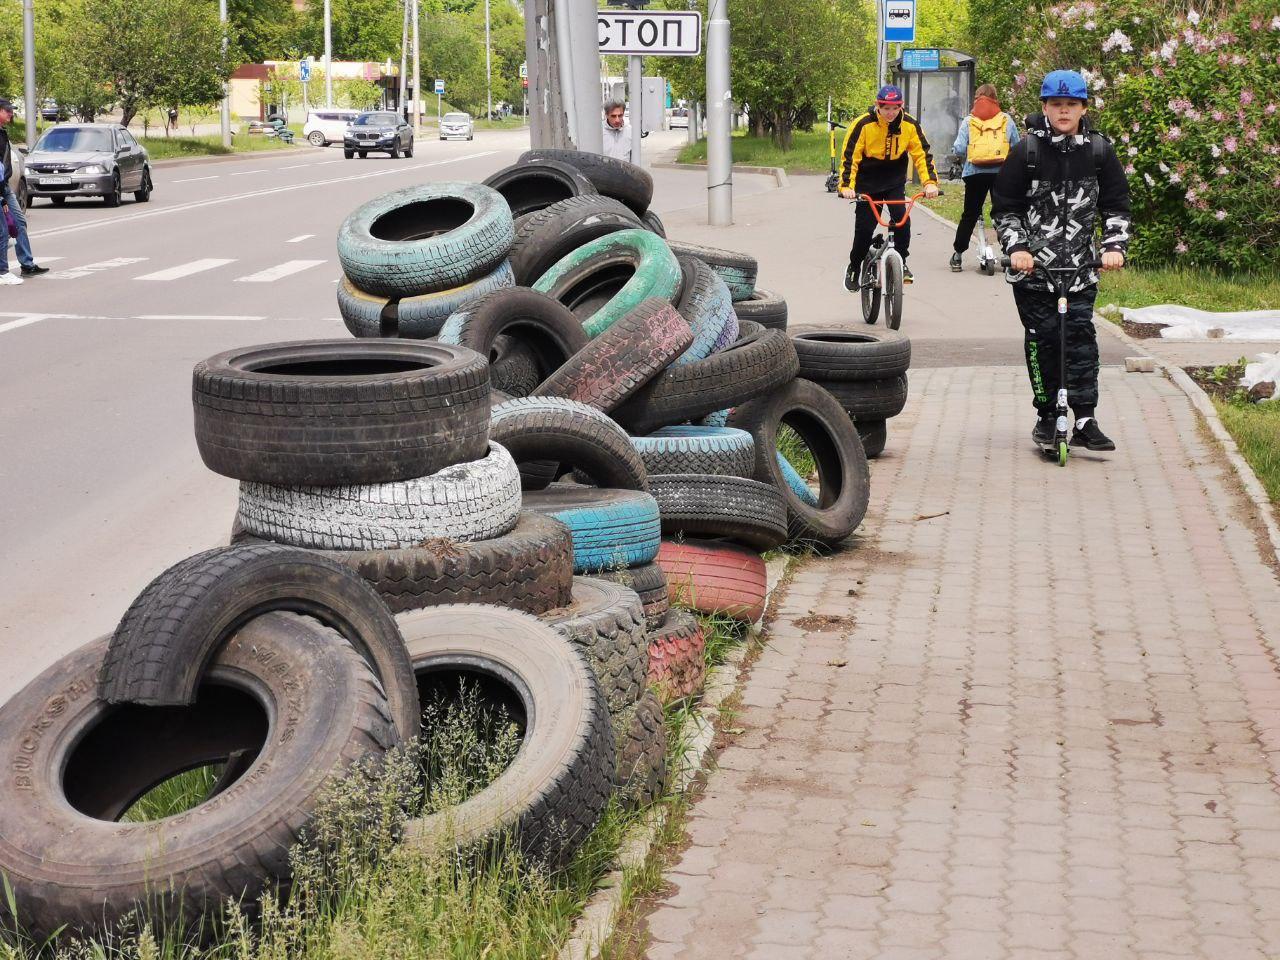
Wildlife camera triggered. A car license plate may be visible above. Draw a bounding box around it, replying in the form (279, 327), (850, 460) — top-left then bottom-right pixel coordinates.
(40, 176), (72, 185)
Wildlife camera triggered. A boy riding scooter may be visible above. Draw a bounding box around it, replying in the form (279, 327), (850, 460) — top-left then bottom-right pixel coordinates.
(991, 69), (1132, 453)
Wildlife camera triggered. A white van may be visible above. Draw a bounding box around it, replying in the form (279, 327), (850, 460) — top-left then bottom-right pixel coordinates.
(303, 109), (362, 147)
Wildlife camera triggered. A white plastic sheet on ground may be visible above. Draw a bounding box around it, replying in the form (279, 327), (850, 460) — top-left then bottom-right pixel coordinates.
(1241, 353), (1280, 397)
(1121, 304), (1280, 340)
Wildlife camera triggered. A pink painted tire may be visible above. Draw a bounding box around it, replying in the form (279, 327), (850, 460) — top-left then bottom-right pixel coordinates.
(533, 299), (693, 413)
(656, 538), (767, 623)
(647, 609), (706, 702)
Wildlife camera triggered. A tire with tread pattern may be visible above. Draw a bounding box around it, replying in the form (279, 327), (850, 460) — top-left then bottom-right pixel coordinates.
(732, 288), (787, 330)
(648, 474), (788, 551)
(631, 426), (756, 478)
(656, 538), (768, 623)
(508, 195), (643, 286)
(397, 605), (614, 869)
(858, 418), (888, 458)
(595, 562), (669, 629)
(524, 485), (661, 573)
(673, 256), (738, 364)
(640, 209), (666, 237)
(438, 287), (589, 385)
(193, 340), (490, 486)
(613, 690), (668, 809)
(391, 261), (517, 339)
(647, 609), (706, 702)
(789, 326), (911, 381)
(481, 159), (597, 218)
(667, 240), (758, 302)
(491, 397), (647, 491)
(820, 375), (909, 420)
(519, 148), (653, 214)
(0, 614), (396, 941)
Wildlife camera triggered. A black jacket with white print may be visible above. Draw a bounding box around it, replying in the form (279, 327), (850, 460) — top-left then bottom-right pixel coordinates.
(991, 114), (1132, 294)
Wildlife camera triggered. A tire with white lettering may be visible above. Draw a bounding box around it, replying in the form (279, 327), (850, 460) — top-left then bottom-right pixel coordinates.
(519, 148), (653, 215)
(0, 614), (395, 941)
(397, 605), (614, 869)
(337, 182), (514, 297)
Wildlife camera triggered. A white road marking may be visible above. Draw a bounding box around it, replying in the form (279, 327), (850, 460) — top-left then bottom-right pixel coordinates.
(316, 159), (344, 165)
(135, 314), (266, 321)
(285, 234), (315, 243)
(173, 176), (219, 183)
(6, 257), (65, 275)
(49, 257), (148, 280)
(278, 163), (313, 170)
(135, 258), (236, 281)
(0, 315), (51, 335)
(29, 152), (500, 240)
(235, 259), (326, 283)
(230, 169), (267, 176)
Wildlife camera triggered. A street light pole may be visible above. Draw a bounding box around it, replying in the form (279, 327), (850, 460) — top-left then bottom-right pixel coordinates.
(219, 0), (231, 147)
(323, 0), (334, 107)
(411, 0), (421, 136)
(399, 0), (409, 115)
(484, 0), (492, 122)
(21, 0), (37, 148)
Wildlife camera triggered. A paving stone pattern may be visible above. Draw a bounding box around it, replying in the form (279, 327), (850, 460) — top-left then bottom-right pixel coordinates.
(644, 367), (1280, 960)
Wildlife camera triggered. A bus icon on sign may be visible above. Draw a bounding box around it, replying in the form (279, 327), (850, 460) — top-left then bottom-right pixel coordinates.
(888, 8), (911, 19)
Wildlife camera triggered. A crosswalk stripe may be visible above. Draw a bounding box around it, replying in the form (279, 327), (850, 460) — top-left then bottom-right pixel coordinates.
(6, 257), (65, 275)
(0, 315), (49, 335)
(285, 234), (314, 243)
(235, 259), (326, 283)
(136, 258), (236, 281)
(49, 257), (148, 279)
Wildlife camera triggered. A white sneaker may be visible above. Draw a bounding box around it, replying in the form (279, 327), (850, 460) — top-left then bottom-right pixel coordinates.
(0, 272), (24, 285)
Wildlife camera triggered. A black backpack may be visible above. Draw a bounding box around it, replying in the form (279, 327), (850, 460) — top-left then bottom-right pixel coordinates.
(1023, 118), (1110, 179)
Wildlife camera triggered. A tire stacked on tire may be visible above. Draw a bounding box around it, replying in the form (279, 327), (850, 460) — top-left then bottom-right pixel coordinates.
(335, 182), (518, 340)
(787, 327), (912, 458)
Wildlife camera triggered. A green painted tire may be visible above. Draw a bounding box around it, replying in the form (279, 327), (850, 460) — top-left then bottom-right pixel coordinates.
(532, 229), (681, 339)
(336, 181), (514, 298)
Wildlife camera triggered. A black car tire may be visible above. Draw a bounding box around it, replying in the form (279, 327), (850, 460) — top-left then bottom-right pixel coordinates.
(345, 149), (355, 159)
(103, 173), (120, 208)
(519, 148), (653, 215)
(396, 605), (614, 869)
(508, 195), (644, 286)
(0, 614), (396, 942)
(646, 474), (788, 551)
(482, 159), (598, 219)
(733, 288), (788, 331)
(491, 397), (647, 492)
(821, 374), (910, 420)
(789, 327), (911, 381)
(134, 168), (152, 203)
(857, 418), (888, 459)
(50, 195), (66, 206)
(192, 339), (490, 486)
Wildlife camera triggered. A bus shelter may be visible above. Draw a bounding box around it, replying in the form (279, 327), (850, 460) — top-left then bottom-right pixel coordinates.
(891, 49), (976, 182)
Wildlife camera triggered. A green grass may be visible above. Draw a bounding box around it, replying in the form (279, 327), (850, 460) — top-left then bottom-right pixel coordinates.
(1216, 398), (1280, 505)
(138, 129), (297, 160)
(677, 129), (835, 174)
(918, 191), (966, 226)
(1, 613), (756, 960)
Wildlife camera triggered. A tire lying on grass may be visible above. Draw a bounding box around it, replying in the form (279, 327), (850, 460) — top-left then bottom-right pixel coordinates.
(728, 378), (871, 547)
(508, 195), (644, 286)
(481, 159), (597, 218)
(337, 181), (514, 298)
(667, 240), (758, 302)
(491, 397), (647, 492)
(98, 543), (421, 742)
(532, 228), (681, 338)
(656, 538), (768, 623)
(233, 510), (575, 616)
(646, 474), (788, 551)
(647, 609), (706, 703)
(524, 485), (662, 574)
(0, 613), (396, 941)
(613, 690), (668, 809)
(519, 148), (653, 215)
(396, 605), (614, 869)
(533, 299), (693, 413)
(539, 577), (649, 718)
(237, 442), (522, 550)
(595, 561), (670, 630)
(193, 339), (490, 486)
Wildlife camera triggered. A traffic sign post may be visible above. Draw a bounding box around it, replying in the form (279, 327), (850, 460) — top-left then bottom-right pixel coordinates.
(434, 78), (445, 126)
(299, 59), (311, 111)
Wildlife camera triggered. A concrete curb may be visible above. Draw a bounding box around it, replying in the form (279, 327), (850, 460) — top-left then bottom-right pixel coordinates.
(150, 145), (328, 169)
(651, 160), (789, 190)
(914, 201), (958, 230)
(1100, 320), (1280, 562)
(557, 553), (795, 960)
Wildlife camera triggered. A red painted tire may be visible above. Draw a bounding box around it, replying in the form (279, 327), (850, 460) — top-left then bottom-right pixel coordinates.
(647, 609), (706, 702)
(656, 538), (767, 623)
(534, 299), (694, 413)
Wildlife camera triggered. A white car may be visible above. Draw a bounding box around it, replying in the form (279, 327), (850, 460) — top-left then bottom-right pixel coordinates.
(668, 107), (689, 130)
(439, 112), (474, 141)
(303, 109), (362, 147)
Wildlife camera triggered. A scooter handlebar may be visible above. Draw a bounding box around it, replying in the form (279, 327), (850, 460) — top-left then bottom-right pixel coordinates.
(999, 257), (1106, 273)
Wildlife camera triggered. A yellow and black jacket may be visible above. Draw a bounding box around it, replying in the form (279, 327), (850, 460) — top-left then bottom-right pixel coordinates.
(839, 107), (938, 194)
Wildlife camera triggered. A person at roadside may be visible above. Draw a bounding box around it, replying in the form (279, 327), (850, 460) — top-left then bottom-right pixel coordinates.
(949, 83), (1020, 271)
(0, 99), (48, 286)
(838, 85), (939, 288)
(602, 100), (632, 162)
(992, 69), (1131, 452)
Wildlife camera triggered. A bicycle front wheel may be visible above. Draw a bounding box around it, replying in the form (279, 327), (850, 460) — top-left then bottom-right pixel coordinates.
(860, 260), (881, 324)
(883, 254), (904, 330)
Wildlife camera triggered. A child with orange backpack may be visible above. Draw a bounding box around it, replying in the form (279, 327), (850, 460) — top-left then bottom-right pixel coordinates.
(949, 84), (1019, 272)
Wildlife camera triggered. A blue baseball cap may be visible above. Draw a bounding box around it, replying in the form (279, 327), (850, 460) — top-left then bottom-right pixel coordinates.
(1040, 70), (1088, 102)
(876, 85), (904, 105)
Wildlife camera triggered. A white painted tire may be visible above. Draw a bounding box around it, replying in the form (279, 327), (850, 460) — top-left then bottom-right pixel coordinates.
(238, 443), (522, 550)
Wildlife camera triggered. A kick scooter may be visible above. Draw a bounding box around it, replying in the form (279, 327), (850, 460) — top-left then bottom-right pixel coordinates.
(1002, 256), (1105, 466)
(975, 213), (998, 275)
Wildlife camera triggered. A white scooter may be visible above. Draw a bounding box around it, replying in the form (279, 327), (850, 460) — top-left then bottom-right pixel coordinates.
(974, 212), (998, 276)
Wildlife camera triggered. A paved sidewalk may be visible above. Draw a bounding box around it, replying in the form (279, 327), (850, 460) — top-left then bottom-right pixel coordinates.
(644, 365), (1280, 959)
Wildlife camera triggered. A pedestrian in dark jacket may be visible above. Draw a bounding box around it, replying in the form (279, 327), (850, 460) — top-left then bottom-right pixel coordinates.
(0, 98), (48, 285)
(992, 70), (1131, 452)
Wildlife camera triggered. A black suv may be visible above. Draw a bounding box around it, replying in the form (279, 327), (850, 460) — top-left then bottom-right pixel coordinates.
(344, 112), (415, 159)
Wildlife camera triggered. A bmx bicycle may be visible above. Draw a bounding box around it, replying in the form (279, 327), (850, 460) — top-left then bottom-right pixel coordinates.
(851, 192), (930, 330)
(1001, 255), (1106, 466)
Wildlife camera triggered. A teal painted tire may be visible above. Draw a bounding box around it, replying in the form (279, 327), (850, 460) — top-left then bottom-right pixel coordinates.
(337, 181), (514, 298)
(337, 277), (394, 338)
(632, 425), (755, 478)
(532, 229), (680, 339)
(673, 256), (738, 365)
(524, 486), (661, 574)
(396, 260), (516, 338)
(776, 452), (820, 507)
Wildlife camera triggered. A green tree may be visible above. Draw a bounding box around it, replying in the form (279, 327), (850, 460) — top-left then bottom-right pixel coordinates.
(295, 0), (402, 61)
(229, 0), (300, 62)
(422, 10), (487, 114)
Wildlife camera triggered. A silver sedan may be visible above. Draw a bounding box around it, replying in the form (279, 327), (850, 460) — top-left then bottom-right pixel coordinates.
(24, 123), (152, 207)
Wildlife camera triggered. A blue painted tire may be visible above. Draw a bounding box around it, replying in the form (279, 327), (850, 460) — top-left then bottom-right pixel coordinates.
(394, 261), (516, 338)
(700, 409), (731, 427)
(776, 452), (820, 507)
(524, 486), (661, 574)
(632, 425), (755, 478)
(672, 256), (738, 365)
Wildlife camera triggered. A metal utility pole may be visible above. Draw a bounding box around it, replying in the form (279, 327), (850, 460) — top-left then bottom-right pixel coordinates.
(21, 0), (37, 147)
(628, 55), (642, 166)
(876, 0), (885, 89)
(218, 0), (232, 147)
(399, 0), (410, 115)
(705, 0), (731, 225)
(525, 0), (602, 152)
(484, 0), (493, 122)
(412, 0), (421, 135)
(324, 0), (334, 106)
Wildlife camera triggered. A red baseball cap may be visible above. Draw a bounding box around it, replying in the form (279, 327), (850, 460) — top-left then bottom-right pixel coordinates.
(876, 85), (904, 105)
